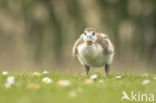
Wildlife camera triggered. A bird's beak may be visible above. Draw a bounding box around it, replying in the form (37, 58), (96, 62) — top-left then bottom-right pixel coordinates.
(86, 41), (94, 45)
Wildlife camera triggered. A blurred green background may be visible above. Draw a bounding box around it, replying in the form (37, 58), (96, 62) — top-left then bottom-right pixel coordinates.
(0, 0), (155, 73)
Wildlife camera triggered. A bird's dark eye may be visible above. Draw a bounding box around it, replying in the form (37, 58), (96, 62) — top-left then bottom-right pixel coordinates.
(92, 32), (95, 35)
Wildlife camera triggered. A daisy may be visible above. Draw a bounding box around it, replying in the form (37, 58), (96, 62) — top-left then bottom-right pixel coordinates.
(58, 80), (71, 87)
(99, 80), (104, 83)
(90, 74), (98, 80)
(5, 76), (15, 88)
(2, 71), (8, 76)
(116, 75), (122, 79)
(142, 80), (150, 85)
(7, 76), (15, 84)
(42, 77), (52, 84)
(43, 70), (49, 74)
(5, 83), (12, 88)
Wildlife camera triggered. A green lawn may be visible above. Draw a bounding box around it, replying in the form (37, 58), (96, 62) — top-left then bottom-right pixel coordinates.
(0, 72), (155, 103)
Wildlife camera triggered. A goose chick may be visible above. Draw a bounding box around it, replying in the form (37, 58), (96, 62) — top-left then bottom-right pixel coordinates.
(72, 27), (115, 78)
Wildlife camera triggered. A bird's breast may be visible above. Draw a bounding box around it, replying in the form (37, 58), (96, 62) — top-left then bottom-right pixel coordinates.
(77, 43), (108, 67)
(78, 43), (99, 59)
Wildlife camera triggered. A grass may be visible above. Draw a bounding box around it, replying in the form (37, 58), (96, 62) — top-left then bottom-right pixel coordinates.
(0, 72), (156, 103)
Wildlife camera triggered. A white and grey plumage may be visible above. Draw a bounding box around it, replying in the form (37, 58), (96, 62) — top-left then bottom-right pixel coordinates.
(72, 27), (115, 78)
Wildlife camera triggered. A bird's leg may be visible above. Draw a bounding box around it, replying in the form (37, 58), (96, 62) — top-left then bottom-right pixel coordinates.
(105, 64), (110, 78)
(84, 65), (90, 77)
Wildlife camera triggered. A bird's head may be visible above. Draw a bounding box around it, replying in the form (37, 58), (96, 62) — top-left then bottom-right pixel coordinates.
(83, 27), (97, 46)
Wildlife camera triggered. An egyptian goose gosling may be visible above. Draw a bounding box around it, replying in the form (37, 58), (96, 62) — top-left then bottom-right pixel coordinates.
(72, 27), (115, 78)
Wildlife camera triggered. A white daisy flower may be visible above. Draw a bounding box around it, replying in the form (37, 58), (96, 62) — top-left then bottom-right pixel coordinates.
(142, 80), (150, 85)
(42, 77), (52, 84)
(43, 70), (49, 74)
(5, 83), (12, 88)
(90, 74), (98, 80)
(7, 76), (15, 84)
(99, 80), (104, 83)
(58, 80), (71, 87)
(5, 76), (15, 88)
(153, 77), (156, 80)
(116, 75), (122, 79)
(2, 71), (8, 76)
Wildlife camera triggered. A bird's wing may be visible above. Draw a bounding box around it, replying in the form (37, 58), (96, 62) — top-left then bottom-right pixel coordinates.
(72, 34), (84, 57)
(96, 33), (114, 55)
